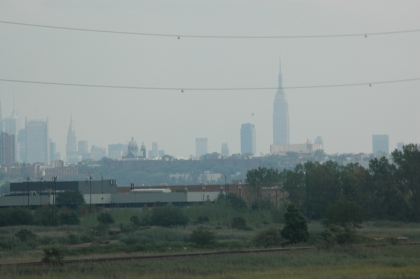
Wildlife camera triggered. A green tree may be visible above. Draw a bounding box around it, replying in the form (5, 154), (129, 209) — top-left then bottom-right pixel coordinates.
(34, 205), (57, 226)
(281, 203), (309, 243)
(56, 191), (85, 209)
(324, 200), (363, 228)
(369, 157), (408, 220)
(246, 167), (280, 209)
(392, 144), (420, 221)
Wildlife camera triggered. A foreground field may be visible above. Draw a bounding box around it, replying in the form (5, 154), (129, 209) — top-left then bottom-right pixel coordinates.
(1, 245), (420, 279)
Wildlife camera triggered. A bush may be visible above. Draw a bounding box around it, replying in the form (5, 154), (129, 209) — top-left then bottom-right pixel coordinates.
(195, 215), (210, 224)
(281, 203), (309, 244)
(97, 212), (115, 224)
(253, 227), (283, 247)
(189, 228), (216, 247)
(42, 245), (64, 265)
(231, 216), (247, 230)
(150, 203), (188, 227)
(15, 229), (36, 243)
(59, 211), (80, 225)
(0, 208), (34, 226)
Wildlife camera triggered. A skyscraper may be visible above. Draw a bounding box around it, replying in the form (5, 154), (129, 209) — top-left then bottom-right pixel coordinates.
(273, 63), (290, 145)
(25, 118), (49, 164)
(372, 135), (389, 154)
(66, 117), (78, 164)
(196, 138), (208, 157)
(240, 123), (256, 155)
(0, 132), (15, 166)
(3, 102), (19, 160)
(221, 143), (229, 156)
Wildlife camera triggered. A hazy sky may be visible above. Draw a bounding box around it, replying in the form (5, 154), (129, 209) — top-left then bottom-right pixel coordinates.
(0, 0), (419, 158)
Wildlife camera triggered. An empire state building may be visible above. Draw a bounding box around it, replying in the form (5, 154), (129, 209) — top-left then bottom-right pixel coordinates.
(273, 65), (290, 145)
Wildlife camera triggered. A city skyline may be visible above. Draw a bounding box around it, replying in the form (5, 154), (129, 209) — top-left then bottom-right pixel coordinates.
(0, 1), (419, 158)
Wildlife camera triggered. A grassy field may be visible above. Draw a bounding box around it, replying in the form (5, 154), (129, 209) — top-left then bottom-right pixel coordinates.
(1, 246), (420, 278)
(1, 207), (420, 278)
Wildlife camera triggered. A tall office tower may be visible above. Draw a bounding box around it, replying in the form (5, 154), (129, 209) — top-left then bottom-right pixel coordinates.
(66, 117), (78, 164)
(0, 101), (3, 133)
(148, 142), (158, 158)
(397, 142), (404, 152)
(49, 140), (56, 162)
(4, 103), (19, 159)
(221, 143), (229, 156)
(273, 63), (290, 145)
(0, 132), (15, 166)
(241, 123), (256, 155)
(90, 145), (106, 161)
(78, 140), (90, 160)
(108, 143), (127, 159)
(25, 118), (49, 164)
(314, 136), (324, 149)
(17, 129), (26, 162)
(372, 135), (389, 154)
(196, 138), (208, 157)
(141, 143), (146, 158)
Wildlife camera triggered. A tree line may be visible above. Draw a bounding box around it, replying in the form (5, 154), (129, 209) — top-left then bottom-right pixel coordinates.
(246, 144), (420, 222)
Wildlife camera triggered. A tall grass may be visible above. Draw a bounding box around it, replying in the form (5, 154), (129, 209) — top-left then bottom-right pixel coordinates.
(1, 246), (420, 279)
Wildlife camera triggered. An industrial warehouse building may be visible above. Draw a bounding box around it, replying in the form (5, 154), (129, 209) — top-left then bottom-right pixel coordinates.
(0, 179), (245, 208)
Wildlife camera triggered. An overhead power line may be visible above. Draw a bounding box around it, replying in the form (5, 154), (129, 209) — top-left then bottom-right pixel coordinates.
(1, 20), (419, 39)
(0, 77), (419, 91)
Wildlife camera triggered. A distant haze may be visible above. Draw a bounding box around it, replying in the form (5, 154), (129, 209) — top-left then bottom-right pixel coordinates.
(0, 0), (419, 158)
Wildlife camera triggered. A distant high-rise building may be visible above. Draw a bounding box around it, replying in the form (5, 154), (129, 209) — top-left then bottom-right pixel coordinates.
(90, 145), (106, 161)
(372, 135), (389, 154)
(397, 142), (404, 152)
(0, 100), (3, 133)
(49, 140), (56, 163)
(158, 150), (165, 157)
(66, 117), (78, 164)
(17, 128), (26, 162)
(221, 143), (229, 156)
(314, 136), (324, 149)
(241, 123), (256, 155)
(78, 140), (90, 160)
(141, 143), (146, 158)
(148, 142), (159, 158)
(0, 132), (15, 166)
(108, 143), (127, 159)
(4, 101), (19, 160)
(273, 63), (290, 145)
(196, 138), (208, 157)
(25, 118), (49, 164)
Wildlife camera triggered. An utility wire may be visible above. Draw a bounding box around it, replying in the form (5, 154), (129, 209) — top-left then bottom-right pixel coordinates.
(0, 77), (419, 91)
(1, 20), (419, 39)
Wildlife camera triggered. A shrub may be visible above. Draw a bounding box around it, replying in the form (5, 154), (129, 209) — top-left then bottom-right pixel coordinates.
(59, 211), (80, 225)
(97, 212), (115, 224)
(130, 215), (140, 226)
(42, 245), (64, 265)
(281, 203), (309, 244)
(15, 229), (36, 243)
(150, 203), (188, 227)
(189, 228), (216, 247)
(231, 216), (247, 230)
(253, 227), (283, 247)
(195, 215), (210, 224)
